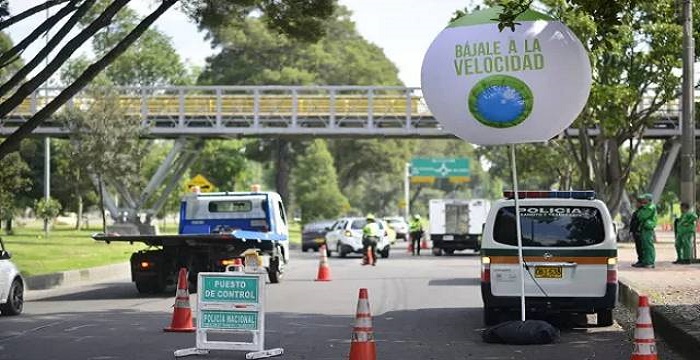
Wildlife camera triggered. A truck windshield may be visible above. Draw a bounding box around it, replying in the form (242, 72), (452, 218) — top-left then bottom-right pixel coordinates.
(493, 206), (605, 247)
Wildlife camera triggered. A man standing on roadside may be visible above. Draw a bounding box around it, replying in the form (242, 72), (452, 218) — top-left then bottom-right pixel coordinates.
(409, 214), (424, 256)
(630, 197), (643, 266)
(632, 193), (657, 269)
(674, 202), (697, 265)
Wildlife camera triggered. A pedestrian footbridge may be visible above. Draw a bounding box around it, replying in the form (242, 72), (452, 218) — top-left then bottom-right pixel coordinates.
(0, 86), (696, 138)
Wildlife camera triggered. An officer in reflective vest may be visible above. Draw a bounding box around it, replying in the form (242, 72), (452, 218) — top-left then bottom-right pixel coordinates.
(362, 214), (381, 266)
(409, 214), (424, 256)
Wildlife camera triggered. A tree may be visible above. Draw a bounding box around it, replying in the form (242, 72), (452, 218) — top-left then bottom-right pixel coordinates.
(189, 140), (250, 191)
(0, 152), (31, 234)
(0, 0), (336, 159)
(292, 139), (348, 222)
(57, 88), (145, 231)
(34, 197), (62, 234)
(198, 5), (403, 209)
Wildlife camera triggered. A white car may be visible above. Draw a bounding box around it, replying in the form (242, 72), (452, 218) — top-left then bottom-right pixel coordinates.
(480, 191), (617, 326)
(0, 238), (24, 316)
(384, 216), (409, 240)
(325, 217), (391, 258)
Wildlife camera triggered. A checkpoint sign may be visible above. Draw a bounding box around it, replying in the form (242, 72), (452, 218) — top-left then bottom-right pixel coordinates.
(201, 275), (259, 303)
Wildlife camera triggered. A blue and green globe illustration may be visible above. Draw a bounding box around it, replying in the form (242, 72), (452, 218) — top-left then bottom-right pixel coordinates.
(468, 75), (533, 128)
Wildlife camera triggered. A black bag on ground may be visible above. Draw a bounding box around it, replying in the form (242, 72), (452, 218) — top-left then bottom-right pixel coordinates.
(482, 320), (560, 345)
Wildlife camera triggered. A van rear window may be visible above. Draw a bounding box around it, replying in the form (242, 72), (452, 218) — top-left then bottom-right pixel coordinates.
(493, 206), (605, 247)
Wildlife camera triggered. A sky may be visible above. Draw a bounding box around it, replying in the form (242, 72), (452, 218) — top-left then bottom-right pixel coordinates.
(5, 0), (476, 87)
(4, 1), (698, 87)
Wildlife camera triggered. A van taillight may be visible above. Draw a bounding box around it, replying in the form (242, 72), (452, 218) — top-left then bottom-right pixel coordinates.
(481, 257), (491, 283)
(607, 257), (617, 283)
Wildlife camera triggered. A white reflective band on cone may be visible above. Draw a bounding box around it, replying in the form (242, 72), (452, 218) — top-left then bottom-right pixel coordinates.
(633, 343), (657, 354)
(356, 300), (370, 314)
(637, 309), (652, 323)
(176, 289), (189, 298)
(634, 327), (655, 339)
(175, 299), (190, 308)
(354, 317), (372, 328)
(351, 332), (374, 342)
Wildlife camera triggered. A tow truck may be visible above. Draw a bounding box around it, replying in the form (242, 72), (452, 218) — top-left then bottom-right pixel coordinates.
(93, 189), (289, 294)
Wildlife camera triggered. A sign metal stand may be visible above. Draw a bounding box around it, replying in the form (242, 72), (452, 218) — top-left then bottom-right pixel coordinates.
(175, 271), (283, 359)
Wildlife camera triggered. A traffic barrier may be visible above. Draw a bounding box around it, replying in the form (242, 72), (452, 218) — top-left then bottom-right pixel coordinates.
(316, 245), (332, 281)
(349, 288), (376, 360)
(164, 267), (196, 332)
(631, 295), (657, 360)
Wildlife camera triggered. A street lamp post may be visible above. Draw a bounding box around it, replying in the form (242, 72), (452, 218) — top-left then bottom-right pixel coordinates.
(680, 0), (696, 260)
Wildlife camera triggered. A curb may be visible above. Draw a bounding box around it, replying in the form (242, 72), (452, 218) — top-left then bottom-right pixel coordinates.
(24, 262), (130, 291)
(618, 279), (700, 359)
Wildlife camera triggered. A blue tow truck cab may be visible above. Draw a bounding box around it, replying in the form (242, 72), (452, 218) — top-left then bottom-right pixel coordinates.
(93, 191), (290, 294)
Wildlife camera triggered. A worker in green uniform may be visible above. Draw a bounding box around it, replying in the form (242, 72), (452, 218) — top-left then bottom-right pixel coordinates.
(362, 214), (381, 266)
(632, 193), (657, 268)
(409, 214), (424, 256)
(673, 202), (697, 265)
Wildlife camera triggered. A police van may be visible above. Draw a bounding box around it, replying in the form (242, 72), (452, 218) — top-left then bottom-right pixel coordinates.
(480, 191), (617, 326)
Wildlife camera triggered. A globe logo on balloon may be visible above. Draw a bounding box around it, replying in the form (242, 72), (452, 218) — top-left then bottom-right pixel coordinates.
(468, 75), (533, 128)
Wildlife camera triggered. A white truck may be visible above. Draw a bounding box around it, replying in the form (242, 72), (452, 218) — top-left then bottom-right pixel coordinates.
(429, 198), (491, 256)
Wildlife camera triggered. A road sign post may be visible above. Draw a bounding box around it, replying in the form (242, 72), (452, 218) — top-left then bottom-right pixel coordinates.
(174, 272), (283, 359)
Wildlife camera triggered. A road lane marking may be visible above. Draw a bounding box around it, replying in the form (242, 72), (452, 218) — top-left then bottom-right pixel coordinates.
(64, 324), (96, 332)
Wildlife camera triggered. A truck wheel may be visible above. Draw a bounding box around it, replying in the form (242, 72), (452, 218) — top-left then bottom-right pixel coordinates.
(380, 247), (390, 258)
(268, 258), (282, 284)
(432, 247), (443, 256)
(596, 309), (614, 327)
(0, 279), (23, 316)
(444, 249), (455, 255)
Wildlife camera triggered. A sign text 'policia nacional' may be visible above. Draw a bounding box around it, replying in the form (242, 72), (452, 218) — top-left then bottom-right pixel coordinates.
(454, 39), (544, 76)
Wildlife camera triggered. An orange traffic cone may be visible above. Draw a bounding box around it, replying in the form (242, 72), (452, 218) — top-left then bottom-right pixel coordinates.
(349, 288), (376, 360)
(420, 237), (429, 250)
(164, 268), (195, 332)
(631, 295), (657, 360)
(316, 245), (332, 281)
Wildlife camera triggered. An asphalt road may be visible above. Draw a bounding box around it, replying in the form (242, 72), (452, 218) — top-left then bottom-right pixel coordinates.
(0, 242), (661, 360)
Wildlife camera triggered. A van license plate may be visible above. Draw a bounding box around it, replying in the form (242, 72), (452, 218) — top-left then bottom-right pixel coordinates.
(534, 266), (562, 278)
(443, 235), (454, 241)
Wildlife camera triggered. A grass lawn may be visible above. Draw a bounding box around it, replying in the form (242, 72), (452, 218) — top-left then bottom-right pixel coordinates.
(2, 221), (302, 277)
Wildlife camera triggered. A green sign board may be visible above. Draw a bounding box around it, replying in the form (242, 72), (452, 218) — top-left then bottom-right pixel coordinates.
(200, 310), (258, 330)
(410, 158), (470, 182)
(201, 275), (259, 303)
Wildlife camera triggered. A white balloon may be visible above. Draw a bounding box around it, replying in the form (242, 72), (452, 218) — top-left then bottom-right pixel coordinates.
(421, 8), (592, 145)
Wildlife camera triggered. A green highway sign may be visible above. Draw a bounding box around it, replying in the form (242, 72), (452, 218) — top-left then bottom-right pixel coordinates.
(200, 310), (258, 330)
(201, 275), (259, 303)
(410, 158), (470, 182)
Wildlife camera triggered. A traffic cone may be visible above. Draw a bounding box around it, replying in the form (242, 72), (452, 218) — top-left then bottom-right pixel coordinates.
(164, 268), (195, 332)
(349, 288), (376, 360)
(631, 295), (657, 360)
(316, 245), (332, 281)
(420, 236), (429, 250)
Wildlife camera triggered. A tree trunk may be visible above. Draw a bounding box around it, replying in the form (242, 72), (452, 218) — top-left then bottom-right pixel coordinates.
(275, 139), (291, 205)
(4, 218), (12, 235)
(98, 173), (106, 233)
(76, 193), (83, 230)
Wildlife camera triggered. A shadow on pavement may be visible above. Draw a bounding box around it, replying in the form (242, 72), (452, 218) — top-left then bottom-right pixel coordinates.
(30, 282), (171, 302)
(428, 277), (481, 286)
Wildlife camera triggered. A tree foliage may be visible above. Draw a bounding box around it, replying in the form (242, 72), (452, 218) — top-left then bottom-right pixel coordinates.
(0, 0), (337, 159)
(0, 152), (31, 229)
(292, 139), (349, 222)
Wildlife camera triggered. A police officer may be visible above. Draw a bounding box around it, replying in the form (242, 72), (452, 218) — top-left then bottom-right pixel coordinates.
(630, 196), (643, 266)
(674, 202), (697, 265)
(632, 193), (657, 269)
(409, 214), (424, 256)
(362, 214), (380, 266)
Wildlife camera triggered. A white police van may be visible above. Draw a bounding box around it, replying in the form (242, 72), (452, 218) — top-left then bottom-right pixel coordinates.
(480, 191), (617, 326)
